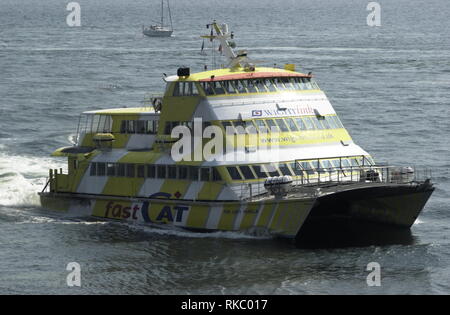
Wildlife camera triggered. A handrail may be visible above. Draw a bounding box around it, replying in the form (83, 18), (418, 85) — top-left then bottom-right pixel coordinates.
(232, 165), (432, 201)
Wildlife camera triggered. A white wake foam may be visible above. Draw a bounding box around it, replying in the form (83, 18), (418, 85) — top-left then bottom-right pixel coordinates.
(126, 222), (273, 240)
(0, 152), (65, 207)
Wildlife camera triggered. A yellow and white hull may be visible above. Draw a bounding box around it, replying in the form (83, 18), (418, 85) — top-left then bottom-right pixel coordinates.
(39, 192), (316, 238)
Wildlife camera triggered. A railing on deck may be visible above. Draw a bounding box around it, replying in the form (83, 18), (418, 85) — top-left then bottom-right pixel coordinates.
(143, 93), (164, 113)
(234, 165), (433, 201)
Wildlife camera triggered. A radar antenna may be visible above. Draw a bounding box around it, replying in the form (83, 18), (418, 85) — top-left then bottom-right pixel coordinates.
(201, 21), (260, 70)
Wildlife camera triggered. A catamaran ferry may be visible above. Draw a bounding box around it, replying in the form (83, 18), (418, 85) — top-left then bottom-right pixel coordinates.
(39, 22), (434, 242)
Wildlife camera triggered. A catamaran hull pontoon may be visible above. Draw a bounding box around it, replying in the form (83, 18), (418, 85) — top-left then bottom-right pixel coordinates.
(39, 180), (433, 240)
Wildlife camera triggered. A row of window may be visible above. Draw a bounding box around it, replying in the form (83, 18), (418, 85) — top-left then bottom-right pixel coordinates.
(169, 77), (320, 97)
(120, 120), (159, 134)
(199, 77), (319, 96)
(172, 82), (200, 97)
(89, 162), (222, 181)
(222, 115), (343, 134)
(226, 157), (374, 181)
(89, 156), (375, 182)
(163, 115), (343, 136)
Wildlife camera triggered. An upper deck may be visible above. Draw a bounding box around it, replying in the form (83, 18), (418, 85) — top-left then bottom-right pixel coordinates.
(165, 66), (311, 82)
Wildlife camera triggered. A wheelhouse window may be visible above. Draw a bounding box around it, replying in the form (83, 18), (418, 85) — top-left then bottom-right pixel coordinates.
(227, 166), (243, 180)
(278, 163), (293, 176)
(239, 165), (255, 180)
(120, 120), (158, 134)
(275, 119), (289, 132)
(173, 82), (199, 96)
(198, 76), (320, 96)
(252, 165), (268, 178)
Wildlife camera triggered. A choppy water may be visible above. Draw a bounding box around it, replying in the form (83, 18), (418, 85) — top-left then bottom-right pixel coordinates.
(0, 0), (449, 294)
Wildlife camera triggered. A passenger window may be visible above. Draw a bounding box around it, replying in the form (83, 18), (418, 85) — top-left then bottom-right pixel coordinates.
(222, 121), (236, 134)
(232, 121), (247, 134)
(189, 166), (199, 181)
(302, 117), (316, 130)
(265, 119), (279, 133)
(137, 165), (145, 178)
(264, 164), (280, 177)
(204, 82), (216, 95)
(286, 118), (299, 131)
(127, 120), (136, 133)
(187, 82), (199, 96)
(227, 166), (243, 180)
(332, 116), (343, 128)
(168, 165), (177, 179)
(275, 119), (290, 132)
(107, 163), (116, 176)
(303, 78), (313, 89)
(157, 165), (166, 179)
(90, 163), (97, 176)
(244, 120), (258, 134)
(254, 79), (267, 92)
(222, 81), (237, 94)
(178, 166), (188, 179)
(331, 160), (340, 168)
(350, 158), (359, 167)
(281, 77), (294, 90)
(96, 163), (106, 176)
(239, 165), (255, 180)
(292, 77), (302, 90)
(278, 163), (293, 176)
(293, 118), (306, 130)
(321, 160), (333, 169)
(312, 117), (325, 130)
(341, 159), (351, 168)
(300, 161), (315, 175)
(213, 81), (226, 95)
(255, 120), (268, 133)
(173, 82), (181, 96)
(120, 121), (127, 134)
(200, 168), (210, 181)
(320, 117), (330, 129)
(252, 165), (268, 178)
(325, 116), (337, 129)
(136, 120), (145, 134)
(126, 164), (135, 177)
(273, 78), (286, 90)
(289, 162), (303, 176)
(147, 165), (156, 178)
(116, 164), (125, 177)
(235, 80), (247, 93)
(263, 79), (277, 92)
(243, 80), (257, 93)
(212, 168), (222, 181)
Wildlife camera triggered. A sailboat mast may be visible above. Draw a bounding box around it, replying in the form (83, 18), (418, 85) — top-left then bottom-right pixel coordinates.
(167, 0), (173, 30)
(161, 0), (164, 27)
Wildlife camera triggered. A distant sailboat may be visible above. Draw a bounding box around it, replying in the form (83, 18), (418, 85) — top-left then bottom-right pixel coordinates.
(143, 0), (173, 37)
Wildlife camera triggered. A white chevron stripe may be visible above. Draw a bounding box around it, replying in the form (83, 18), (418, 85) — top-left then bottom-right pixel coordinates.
(183, 182), (204, 200)
(138, 178), (165, 197)
(205, 205), (223, 230)
(233, 203), (248, 230)
(76, 150), (129, 194)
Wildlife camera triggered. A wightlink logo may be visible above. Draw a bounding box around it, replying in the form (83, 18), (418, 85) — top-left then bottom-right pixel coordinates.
(170, 118), (280, 162)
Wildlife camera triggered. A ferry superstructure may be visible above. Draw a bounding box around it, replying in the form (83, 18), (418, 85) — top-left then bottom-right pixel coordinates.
(40, 22), (434, 241)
